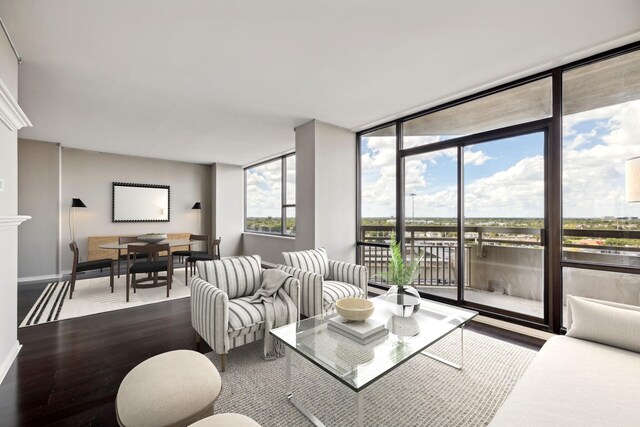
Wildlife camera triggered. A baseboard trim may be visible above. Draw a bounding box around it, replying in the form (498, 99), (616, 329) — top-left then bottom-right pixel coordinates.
(18, 274), (61, 284)
(0, 341), (21, 385)
(475, 315), (554, 341)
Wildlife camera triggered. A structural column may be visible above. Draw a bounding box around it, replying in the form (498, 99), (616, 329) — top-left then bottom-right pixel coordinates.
(294, 120), (356, 263)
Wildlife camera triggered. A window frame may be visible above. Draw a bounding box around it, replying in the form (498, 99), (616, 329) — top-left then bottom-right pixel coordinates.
(356, 41), (640, 334)
(244, 152), (296, 237)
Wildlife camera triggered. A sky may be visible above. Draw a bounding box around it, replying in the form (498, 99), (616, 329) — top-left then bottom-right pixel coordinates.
(361, 99), (640, 218)
(246, 156), (295, 218)
(244, 99), (640, 219)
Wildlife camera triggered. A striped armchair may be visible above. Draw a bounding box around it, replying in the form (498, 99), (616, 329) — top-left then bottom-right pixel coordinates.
(278, 248), (368, 318)
(190, 255), (300, 371)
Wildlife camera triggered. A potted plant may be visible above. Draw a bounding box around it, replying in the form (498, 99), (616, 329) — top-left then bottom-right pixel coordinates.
(384, 236), (424, 317)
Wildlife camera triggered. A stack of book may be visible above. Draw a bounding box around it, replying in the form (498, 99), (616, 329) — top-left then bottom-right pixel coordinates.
(328, 315), (389, 345)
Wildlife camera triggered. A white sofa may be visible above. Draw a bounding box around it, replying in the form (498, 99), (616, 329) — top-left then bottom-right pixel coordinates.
(490, 296), (640, 427)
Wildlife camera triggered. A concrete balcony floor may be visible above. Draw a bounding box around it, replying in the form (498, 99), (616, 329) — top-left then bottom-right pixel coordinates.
(416, 286), (544, 319)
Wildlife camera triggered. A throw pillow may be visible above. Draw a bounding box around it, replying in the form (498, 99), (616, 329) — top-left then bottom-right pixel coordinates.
(282, 248), (330, 279)
(566, 295), (640, 354)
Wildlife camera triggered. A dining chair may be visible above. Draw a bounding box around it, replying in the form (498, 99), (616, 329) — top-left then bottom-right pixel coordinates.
(68, 241), (115, 299)
(117, 236), (148, 278)
(185, 237), (221, 285)
(172, 234), (207, 270)
(126, 243), (172, 302)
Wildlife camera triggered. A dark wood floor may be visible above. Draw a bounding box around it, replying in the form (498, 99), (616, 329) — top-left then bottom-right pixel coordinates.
(1, 286), (545, 427)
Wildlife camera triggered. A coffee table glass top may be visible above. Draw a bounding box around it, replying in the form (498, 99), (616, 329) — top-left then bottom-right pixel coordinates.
(270, 295), (477, 392)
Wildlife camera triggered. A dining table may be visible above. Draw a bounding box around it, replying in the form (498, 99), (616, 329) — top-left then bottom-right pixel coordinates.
(100, 239), (196, 277)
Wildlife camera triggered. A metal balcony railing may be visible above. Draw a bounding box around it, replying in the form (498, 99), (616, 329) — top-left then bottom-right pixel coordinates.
(358, 224), (640, 287)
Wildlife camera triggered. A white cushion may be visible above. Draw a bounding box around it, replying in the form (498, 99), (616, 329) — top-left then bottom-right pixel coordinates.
(323, 281), (365, 311)
(117, 350), (221, 427)
(566, 295), (640, 329)
(196, 255), (262, 299)
(490, 336), (640, 426)
(227, 296), (266, 338)
(566, 295), (640, 353)
(282, 248), (330, 279)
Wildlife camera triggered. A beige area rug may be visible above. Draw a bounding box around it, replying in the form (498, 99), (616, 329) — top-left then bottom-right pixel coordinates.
(213, 330), (536, 427)
(20, 269), (190, 327)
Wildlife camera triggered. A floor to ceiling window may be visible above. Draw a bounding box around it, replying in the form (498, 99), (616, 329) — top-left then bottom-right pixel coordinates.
(358, 125), (396, 283)
(357, 42), (640, 332)
(560, 48), (640, 325)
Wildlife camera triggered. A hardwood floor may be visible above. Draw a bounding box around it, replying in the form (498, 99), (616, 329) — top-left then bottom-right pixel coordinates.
(1, 287), (544, 427)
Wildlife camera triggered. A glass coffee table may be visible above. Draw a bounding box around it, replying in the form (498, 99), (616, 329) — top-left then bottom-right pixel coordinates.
(270, 295), (478, 427)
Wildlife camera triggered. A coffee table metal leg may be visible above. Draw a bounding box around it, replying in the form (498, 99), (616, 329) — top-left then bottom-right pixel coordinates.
(285, 347), (326, 427)
(356, 391), (364, 427)
(421, 325), (464, 370)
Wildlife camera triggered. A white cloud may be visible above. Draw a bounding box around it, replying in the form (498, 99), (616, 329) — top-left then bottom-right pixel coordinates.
(246, 161), (283, 217)
(563, 100), (640, 217)
(464, 148), (493, 166)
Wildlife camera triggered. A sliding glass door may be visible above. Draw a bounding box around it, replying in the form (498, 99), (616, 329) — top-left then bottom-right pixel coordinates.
(463, 132), (546, 320)
(404, 148), (459, 301)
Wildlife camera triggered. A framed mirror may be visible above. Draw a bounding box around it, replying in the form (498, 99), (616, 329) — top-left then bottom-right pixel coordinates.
(112, 182), (170, 222)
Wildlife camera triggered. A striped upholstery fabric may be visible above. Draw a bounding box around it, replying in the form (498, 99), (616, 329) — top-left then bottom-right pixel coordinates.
(323, 281), (365, 312)
(196, 255), (262, 299)
(228, 297), (265, 338)
(279, 252), (369, 317)
(190, 276), (229, 354)
(328, 259), (368, 295)
(277, 265), (324, 318)
(282, 248), (330, 279)
(190, 261), (301, 356)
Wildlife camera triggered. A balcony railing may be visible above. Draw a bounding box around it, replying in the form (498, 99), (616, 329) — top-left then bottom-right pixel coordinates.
(359, 224), (640, 288)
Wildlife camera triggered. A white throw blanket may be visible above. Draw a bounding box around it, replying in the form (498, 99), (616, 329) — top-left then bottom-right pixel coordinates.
(250, 269), (297, 360)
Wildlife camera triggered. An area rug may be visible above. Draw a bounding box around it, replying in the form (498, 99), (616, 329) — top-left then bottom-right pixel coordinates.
(20, 269), (190, 327)
(214, 330), (536, 426)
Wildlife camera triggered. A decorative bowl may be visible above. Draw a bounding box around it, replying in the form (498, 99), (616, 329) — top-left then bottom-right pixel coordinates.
(137, 233), (167, 244)
(335, 298), (374, 322)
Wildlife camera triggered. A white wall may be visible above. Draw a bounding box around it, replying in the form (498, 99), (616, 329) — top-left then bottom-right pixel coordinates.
(294, 120), (356, 263)
(314, 122), (356, 263)
(212, 163), (244, 258)
(0, 34), (22, 384)
(18, 139), (60, 279)
(60, 148), (211, 271)
(243, 233), (295, 264)
(295, 122), (315, 252)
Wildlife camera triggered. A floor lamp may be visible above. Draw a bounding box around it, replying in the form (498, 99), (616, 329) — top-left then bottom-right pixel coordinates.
(192, 202), (202, 233)
(69, 198), (87, 242)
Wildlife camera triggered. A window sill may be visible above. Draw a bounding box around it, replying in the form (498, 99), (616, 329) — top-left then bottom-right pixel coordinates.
(243, 231), (295, 240)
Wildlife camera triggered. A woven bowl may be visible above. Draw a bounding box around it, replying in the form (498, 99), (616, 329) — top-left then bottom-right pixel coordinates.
(335, 298), (374, 321)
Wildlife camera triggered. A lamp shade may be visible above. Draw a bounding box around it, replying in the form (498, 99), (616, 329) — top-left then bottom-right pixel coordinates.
(626, 156), (640, 203)
(71, 198), (87, 208)
(192, 202), (202, 210)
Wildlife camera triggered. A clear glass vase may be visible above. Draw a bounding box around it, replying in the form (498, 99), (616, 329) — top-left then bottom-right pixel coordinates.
(385, 285), (421, 317)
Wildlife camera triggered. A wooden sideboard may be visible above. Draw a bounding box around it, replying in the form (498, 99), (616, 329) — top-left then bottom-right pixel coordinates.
(88, 233), (192, 261)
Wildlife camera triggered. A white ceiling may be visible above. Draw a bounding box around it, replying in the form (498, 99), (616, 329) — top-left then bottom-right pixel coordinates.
(1, 1), (640, 165)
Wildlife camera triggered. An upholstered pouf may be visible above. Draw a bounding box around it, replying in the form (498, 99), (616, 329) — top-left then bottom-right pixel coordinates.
(116, 350), (221, 427)
(189, 413), (262, 427)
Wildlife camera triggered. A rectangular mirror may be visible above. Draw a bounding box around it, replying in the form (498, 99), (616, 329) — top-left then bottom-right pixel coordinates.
(112, 182), (170, 222)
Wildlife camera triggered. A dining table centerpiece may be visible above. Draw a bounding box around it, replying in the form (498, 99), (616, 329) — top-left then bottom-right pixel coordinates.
(137, 233), (167, 244)
(384, 236), (424, 317)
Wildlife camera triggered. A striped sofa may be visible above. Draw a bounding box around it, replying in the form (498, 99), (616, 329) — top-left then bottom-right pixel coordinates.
(190, 255), (300, 371)
(278, 248), (368, 318)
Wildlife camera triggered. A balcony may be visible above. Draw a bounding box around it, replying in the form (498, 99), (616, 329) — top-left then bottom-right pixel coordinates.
(359, 225), (640, 322)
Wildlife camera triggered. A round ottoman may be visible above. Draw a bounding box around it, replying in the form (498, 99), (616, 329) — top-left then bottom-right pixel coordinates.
(116, 350), (221, 427)
(189, 413), (261, 427)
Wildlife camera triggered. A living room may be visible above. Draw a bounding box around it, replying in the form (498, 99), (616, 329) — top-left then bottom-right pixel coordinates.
(1, 1), (639, 426)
